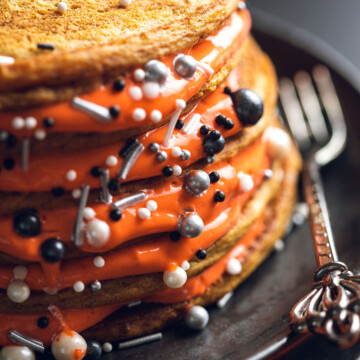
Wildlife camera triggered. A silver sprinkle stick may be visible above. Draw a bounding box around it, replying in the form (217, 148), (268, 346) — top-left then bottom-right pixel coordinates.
(216, 291), (234, 309)
(127, 300), (142, 308)
(100, 169), (112, 204)
(118, 332), (162, 350)
(195, 60), (214, 77)
(112, 191), (147, 210)
(71, 97), (113, 123)
(8, 330), (45, 353)
(182, 113), (201, 135)
(21, 138), (30, 171)
(117, 143), (144, 180)
(72, 184), (90, 246)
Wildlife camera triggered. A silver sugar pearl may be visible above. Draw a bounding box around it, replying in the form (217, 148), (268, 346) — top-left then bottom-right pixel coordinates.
(145, 60), (168, 84)
(0, 131), (8, 141)
(264, 169), (273, 179)
(148, 142), (160, 153)
(90, 280), (102, 291)
(155, 151), (167, 162)
(185, 170), (210, 196)
(185, 305), (209, 330)
(173, 54), (198, 79)
(180, 149), (191, 161)
(179, 214), (204, 238)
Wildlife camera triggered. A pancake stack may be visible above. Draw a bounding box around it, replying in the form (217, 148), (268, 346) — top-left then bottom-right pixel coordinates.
(0, 1), (301, 359)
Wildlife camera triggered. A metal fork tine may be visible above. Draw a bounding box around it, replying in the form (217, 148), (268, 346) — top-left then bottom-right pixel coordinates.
(294, 71), (329, 144)
(279, 78), (311, 151)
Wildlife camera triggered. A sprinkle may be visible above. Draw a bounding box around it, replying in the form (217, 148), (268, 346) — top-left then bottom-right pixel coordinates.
(148, 142), (160, 153)
(274, 239), (285, 252)
(180, 149), (191, 161)
(72, 184), (90, 247)
(66, 170), (77, 182)
(112, 192), (147, 210)
(57, 2), (67, 13)
(133, 68), (145, 82)
(237, 1), (247, 10)
(138, 207), (151, 219)
(196, 249), (207, 259)
(128, 300), (142, 308)
(216, 291), (233, 308)
(13, 266), (28, 280)
(129, 86), (143, 101)
(181, 261), (190, 271)
(12, 117), (25, 130)
(37, 43), (55, 50)
(117, 142), (144, 180)
(199, 125), (209, 135)
(132, 108), (146, 122)
(170, 231), (181, 242)
(106, 155), (118, 167)
(34, 129), (46, 141)
(100, 168), (112, 204)
(90, 280), (102, 292)
(175, 119), (184, 129)
(171, 147), (182, 157)
(73, 281), (85, 292)
(182, 113), (200, 135)
(103, 342), (113, 353)
(264, 169), (273, 179)
(118, 333), (162, 350)
(214, 190), (225, 202)
(120, 0), (132, 6)
(155, 151), (167, 162)
(113, 79), (126, 92)
(209, 171), (220, 183)
(146, 200), (158, 212)
(195, 60), (214, 77)
(151, 110), (162, 123)
(162, 165), (173, 177)
(52, 186), (64, 197)
(21, 139), (30, 172)
(108, 178), (120, 192)
(215, 114), (226, 125)
(83, 207), (95, 220)
(238, 173), (254, 192)
(3, 157), (15, 170)
(43, 117), (55, 128)
(71, 97), (112, 123)
(163, 266), (187, 288)
(119, 137), (140, 158)
(110, 208), (122, 221)
(93, 256), (105, 268)
(109, 105), (120, 118)
(172, 165), (182, 176)
(72, 189), (81, 199)
(224, 118), (234, 130)
(0, 131), (8, 140)
(0, 56), (14, 65)
(163, 99), (186, 147)
(143, 82), (160, 99)
(25, 117), (37, 129)
(8, 330), (45, 353)
(226, 258), (242, 275)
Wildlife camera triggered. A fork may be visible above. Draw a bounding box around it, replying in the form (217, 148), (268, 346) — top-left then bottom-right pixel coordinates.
(279, 65), (360, 348)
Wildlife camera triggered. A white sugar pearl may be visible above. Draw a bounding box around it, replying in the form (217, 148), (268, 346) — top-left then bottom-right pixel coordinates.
(176, 99), (186, 110)
(34, 129), (46, 140)
(129, 86), (143, 101)
(171, 147), (182, 157)
(0, 346), (35, 360)
(238, 173), (254, 192)
(143, 82), (160, 99)
(120, 0), (132, 6)
(226, 258), (242, 275)
(133, 68), (145, 82)
(0, 56), (15, 65)
(25, 117), (37, 129)
(103, 342), (113, 353)
(73, 281), (85, 292)
(146, 200), (158, 212)
(83, 207), (95, 220)
(163, 266), (187, 288)
(181, 260), (190, 271)
(66, 170), (77, 182)
(72, 189), (81, 199)
(274, 239), (285, 252)
(86, 218), (110, 248)
(93, 256), (105, 268)
(12, 116), (25, 130)
(7, 280), (30, 303)
(263, 127), (291, 159)
(138, 207), (151, 219)
(132, 108), (146, 122)
(106, 155), (118, 167)
(185, 305), (209, 330)
(13, 265), (28, 280)
(150, 110), (162, 123)
(57, 2), (67, 13)
(172, 165), (182, 176)
(51, 330), (87, 360)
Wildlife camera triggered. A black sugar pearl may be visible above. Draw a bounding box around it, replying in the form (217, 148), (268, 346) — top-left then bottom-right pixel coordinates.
(37, 317), (49, 329)
(14, 209), (41, 237)
(215, 114), (226, 125)
(6, 134), (17, 148)
(108, 178), (120, 192)
(224, 86), (232, 95)
(90, 166), (103, 178)
(196, 249), (207, 260)
(40, 238), (65, 263)
(203, 134), (225, 155)
(175, 119), (184, 129)
(119, 137), (140, 158)
(37, 43), (55, 50)
(209, 171), (220, 183)
(170, 231), (181, 242)
(84, 340), (102, 360)
(224, 118), (234, 130)
(209, 130), (221, 140)
(199, 125), (209, 136)
(214, 190), (225, 202)
(162, 165), (173, 177)
(113, 79), (126, 92)
(109, 105), (120, 118)
(205, 155), (215, 164)
(110, 208), (122, 221)
(43, 117), (55, 128)
(3, 157), (15, 170)
(52, 187), (65, 197)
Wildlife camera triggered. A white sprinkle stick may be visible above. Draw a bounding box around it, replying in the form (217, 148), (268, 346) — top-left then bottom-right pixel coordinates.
(117, 142), (144, 180)
(71, 97), (113, 123)
(72, 184), (90, 247)
(100, 168), (112, 204)
(0, 56), (15, 65)
(195, 60), (214, 77)
(216, 291), (234, 309)
(112, 192), (147, 210)
(118, 332), (162, 350)
(163, 100), (186, 147)
(8, 330), (45, 353)
(182, 113), (201, 135)
(21, 138), (30, 171)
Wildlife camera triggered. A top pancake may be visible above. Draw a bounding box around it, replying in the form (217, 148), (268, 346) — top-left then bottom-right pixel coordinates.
(0, 0), (239, 92)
